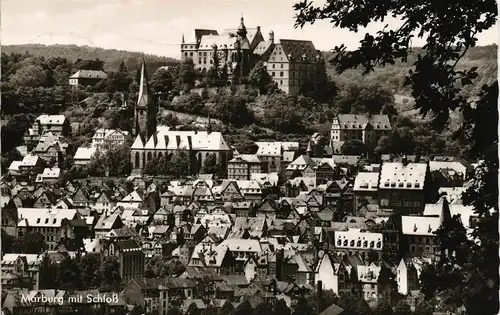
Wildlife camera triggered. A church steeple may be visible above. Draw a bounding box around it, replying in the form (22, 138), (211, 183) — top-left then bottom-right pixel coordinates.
(134, 58), (156, 139)
(439, 196), (452, 226)
(137, 60), (150, 108)
(237, 15), (247, 39)
(182, 33), (185, 44)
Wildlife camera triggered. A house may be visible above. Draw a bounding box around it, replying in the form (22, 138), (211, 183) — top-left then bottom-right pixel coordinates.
(396, 257), (420, 295)
(24, 115), (70, 141)
(16, 208), (82, 250)
(32, 133), (67, 165)
(69, 70), (107, 86)
(333, 229), (384, 261)
(35, 168), (62, 183)
(122, 278), (168, 315)
(1, 254), (43, 290)
(92, 128), (129, 149)
(314, 252), (356, 296)
(8, 161), (22, 176)
(330, 114), (391, 149)
(255, 142), (282, 173)
(17, 155), (44, 179)
(285, 155), (316, 179)
(74, 147), (97, 166)
(378, 161), (429, 215)
(227, 155), (263, 180)
(353, 172), (379, 213)
(400, 216), (441, 261)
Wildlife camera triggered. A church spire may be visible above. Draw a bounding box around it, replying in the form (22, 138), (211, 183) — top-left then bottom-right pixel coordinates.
(137, 59), (150, 108)
(306, 141), (313, 156)
(182, 33), (185, 44)
(439, 196), (452, 226)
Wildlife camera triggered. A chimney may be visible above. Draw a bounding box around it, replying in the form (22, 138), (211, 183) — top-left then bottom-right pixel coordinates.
(269, 30), (274, 43)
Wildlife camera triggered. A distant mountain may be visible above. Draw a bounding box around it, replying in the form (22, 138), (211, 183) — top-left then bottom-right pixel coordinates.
(2, 44), (180, 74)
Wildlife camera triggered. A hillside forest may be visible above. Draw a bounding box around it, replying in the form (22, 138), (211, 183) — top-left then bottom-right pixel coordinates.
(1, 44), (497, 174)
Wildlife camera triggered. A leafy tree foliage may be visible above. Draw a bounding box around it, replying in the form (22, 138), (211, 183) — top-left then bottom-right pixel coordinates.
(393, 301), (411, 315)
(202, 153), (220, 175)
(88, 142), (132, 177)
(234, 300), (254, 315)
(74, 58), (105, 71)
(150, 67), (174, 96)
(213, 93), (254, 127)
(14, 231), (47, 254)
(254, 302), (273, 315)
(273, 300), (291, 315)
(144, 256), (186, 278)
(341, 139), (367, 155)
(99, 256), (122, 292)
(414, 300), (434, 315)
(219, 300), (234, 315)
(374, 301), (393, 315)
(249, 61), (273, 94)
(334, 82), (394, 114)
(179, 59), (197, 91)
(187, 303), (201, 315)
(173, 92), (204, 114)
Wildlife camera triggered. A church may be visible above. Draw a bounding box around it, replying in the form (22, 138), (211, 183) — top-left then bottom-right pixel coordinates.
(130, 60), (233, 175)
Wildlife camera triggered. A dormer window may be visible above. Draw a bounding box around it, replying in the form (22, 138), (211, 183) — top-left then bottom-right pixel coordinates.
(343, 240), (348, 246)
(37, 218), (41, 223)
(370, 241), (375, 248)
(337, 239), (342, 246)
(45, 218), (49, 224)
(357, 240), (361, 247)
(363, 241), (368, 247)
(376, 241), (382, 249)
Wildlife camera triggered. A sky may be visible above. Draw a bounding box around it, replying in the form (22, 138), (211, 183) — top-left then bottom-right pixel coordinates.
(2, 0), (498, 59)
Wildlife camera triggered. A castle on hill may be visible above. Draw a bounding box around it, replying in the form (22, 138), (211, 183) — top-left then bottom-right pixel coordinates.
(181, 16), (324, 94)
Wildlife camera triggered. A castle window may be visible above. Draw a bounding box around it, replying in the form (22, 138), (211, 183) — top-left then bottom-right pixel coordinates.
(271, 72), (275, 77)
(280, 71), (283, 77)
(272, 64), (275, 69)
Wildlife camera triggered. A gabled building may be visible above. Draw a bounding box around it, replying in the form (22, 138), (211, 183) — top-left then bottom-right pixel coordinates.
(69, 70), (107, 86)
(330, 114), (391, 149)
(227, 155), (263, 180)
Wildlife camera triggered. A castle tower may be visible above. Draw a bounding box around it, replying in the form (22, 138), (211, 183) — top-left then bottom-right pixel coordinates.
(134, 59), (157, 140)
(269, 30), (274, 43)
(237, 15), (247, 39)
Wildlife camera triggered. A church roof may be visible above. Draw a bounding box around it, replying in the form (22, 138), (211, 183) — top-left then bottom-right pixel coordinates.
(131, 135), (145, 149)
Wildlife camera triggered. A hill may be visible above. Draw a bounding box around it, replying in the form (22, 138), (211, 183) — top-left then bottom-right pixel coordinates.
(324, 45), (498, 97)
(1, 44), (179, 74)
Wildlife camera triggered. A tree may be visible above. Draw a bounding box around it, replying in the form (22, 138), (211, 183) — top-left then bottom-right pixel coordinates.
(150, 67), (173, 96)
(341, 139), (367, 155)
(219, 300), (234, 315)
(255, 302), (273, 315)
(99, 256), (122, 292)
(179, 59), (197, 90)
(168, 151), (191, 178)
(167, 306), (181, 315)
(249, 61), (273, 94)
(334, 82), (393, 114)
(10, 64), (49, 87)
(38, 253), (58, 289)
(202, 153), (219, 175)
(273, 300), (290, 315)
(56, 255), (81, 290)
(393, 301), (411, 315)
(414, 301), (434, 315)
(234, 300), (254, 315)
(74, 58), (105, 71)
(15, 231), (47, 254)
(214, 94), (254, 127)
(293, 297), (312, 315)
(374, 301), (393, 315)
(1, 230), (15, 253)
(80, 254), (102, 289)
(187, 303), (201, 315)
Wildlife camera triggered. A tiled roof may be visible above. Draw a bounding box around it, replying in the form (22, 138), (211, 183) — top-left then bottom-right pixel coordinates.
(353, 172), (379, 191)
(336, 114), (391, 130)
(70, 70), (107, 79)
(74, 147), (97, 160)
(36, 115), (66, 125)
(278, 39), (318, 62)
(334, 229), (383, 250)
(401, 216), (441, 236)
(379, 162), (427, 190)
(229, 154), (261, 163)
(140, 129), (231, 151)
(17, 208), (78, 228)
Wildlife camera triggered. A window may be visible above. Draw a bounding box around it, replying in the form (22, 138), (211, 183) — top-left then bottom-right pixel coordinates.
(280, 71), (284, 77)
(272, 64), (275, 69)
(271, 72), (275, 76)
(280, 80), (283, 85)
(281, 63), (283, 68)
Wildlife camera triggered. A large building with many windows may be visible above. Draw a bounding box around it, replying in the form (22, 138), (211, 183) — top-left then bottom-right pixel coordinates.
(181, 16), (324, 94)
